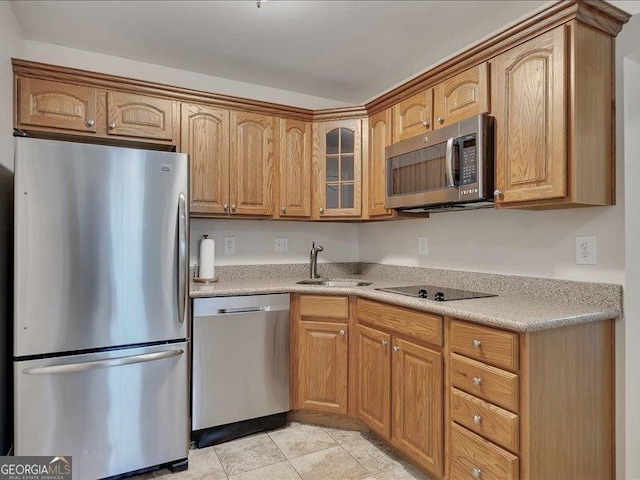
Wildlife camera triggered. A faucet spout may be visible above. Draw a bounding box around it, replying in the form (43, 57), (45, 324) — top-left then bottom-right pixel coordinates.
(310, 241), (324, 279)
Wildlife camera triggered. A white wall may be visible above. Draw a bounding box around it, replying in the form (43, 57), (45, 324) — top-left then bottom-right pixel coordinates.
(0, 2), (23, 171)
(190, 219), (358, 267)
(22, 41), (347, 111)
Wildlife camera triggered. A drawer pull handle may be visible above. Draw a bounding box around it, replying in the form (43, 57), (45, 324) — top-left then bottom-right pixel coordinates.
(473, 414), (482, 424)
(471, 468), (482, 478)
(472, 339), (482, 348)
(472, 376), (483, 386)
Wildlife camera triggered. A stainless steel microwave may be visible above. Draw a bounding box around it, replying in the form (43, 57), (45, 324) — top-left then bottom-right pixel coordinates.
(385, 114), (494, 212)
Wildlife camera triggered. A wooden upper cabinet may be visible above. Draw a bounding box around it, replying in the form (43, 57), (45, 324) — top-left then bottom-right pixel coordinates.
(298, 321), (348, 414)
(313, 119), (362, 219)
(181, 103), (230, 215)
(230, 111), (275, 216)
(277, 118), (311, 218)
(18, 78), (98, 133)
(106, 91), (175, 141)
(492, 27), (567, 205)
(367, 109), (393, 218)
(356, 324), (391, 438)
(392, 89), (432, 143)
(392, 338), (443, 476)
(433, 63), (489, 129)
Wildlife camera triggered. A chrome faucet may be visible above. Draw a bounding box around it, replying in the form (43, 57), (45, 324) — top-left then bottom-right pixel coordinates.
(310, 241), (324, 279)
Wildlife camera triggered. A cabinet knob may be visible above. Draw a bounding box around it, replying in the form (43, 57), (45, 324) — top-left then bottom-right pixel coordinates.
(494, 189), (503, 197)
(319, 208), (324, 215)
(231, 204), (237, 213)
(223, 203), (229, 212)
(86, 120), (95, 127)
(280, 206), (286, 214)
(422, 120), (430, 128)
(472, 377), (483, 386)
(381, 340), (388, 346)
(423, 136), (429, 144)
(393, 345), (400, 352)
(108, 123), (116, 129)
(437, 116), (445, 124)
(471, 468), (482, 478)
(472, 339), (482, 349)
(473, 414), (482, 424)
(340, 329), (345, 336)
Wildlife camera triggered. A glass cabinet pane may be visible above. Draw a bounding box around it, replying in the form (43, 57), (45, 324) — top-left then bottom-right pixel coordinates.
(341, 184), (354, 209)
(326, 129), (339, 155)
(340, 128), (354, 153)
(326, 184), (339, 209)
(341, 156), (354, 181)
(326, 157), (339, 182)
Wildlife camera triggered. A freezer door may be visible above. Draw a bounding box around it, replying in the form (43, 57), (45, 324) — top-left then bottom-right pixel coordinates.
(14, 342), (189, 480)
(14, 138), (189, 356)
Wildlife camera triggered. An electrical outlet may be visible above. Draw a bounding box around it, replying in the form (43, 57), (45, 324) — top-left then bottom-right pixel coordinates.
(418, 236), (429, 256)
(275, 237), (289, 252)
(575, 236), (596, 265)
(223, 236), (236, 255)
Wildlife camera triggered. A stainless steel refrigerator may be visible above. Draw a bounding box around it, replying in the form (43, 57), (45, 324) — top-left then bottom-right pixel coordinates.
(12, 138), (190, 480)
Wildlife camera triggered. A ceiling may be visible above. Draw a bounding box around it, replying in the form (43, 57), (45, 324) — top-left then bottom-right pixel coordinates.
(10, 0), (629, 105)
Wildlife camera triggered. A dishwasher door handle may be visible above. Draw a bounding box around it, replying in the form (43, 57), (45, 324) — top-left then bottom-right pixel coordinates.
(214, 305), (288, 315)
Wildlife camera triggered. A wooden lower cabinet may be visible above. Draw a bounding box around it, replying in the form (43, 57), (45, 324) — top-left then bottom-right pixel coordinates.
(355, 300), (444, 478)
(391, 338), (443, 476)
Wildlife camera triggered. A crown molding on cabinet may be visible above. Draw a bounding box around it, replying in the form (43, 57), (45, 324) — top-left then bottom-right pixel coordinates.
(364, 0), (630, 116)
(313, 107), (369, 121)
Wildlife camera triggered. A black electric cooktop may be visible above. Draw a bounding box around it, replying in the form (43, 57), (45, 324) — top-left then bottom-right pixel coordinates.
(375, 284), (497, 302)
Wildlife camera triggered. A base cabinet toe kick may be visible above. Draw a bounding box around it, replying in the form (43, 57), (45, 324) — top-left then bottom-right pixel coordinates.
(287, 294), (615, 479)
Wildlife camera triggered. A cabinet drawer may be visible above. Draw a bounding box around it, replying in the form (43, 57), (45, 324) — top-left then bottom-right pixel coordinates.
(451, 353), (519, 412)
(451, 320), (519, 371)
(450, 388), (519, 453)
(299, 295), (349, 319)
(357, 298), (442, 346)
(450, 423), (519, 480)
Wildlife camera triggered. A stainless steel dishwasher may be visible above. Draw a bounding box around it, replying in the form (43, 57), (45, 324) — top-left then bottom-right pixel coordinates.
(191, 294), (290, 447)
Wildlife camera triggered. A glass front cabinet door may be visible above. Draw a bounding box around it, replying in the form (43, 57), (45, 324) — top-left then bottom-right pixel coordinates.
(314, 119), (362, 219)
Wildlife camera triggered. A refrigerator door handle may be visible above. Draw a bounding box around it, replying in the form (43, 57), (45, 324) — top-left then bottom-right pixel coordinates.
(22, 348), (184, 375)
(178, 192), (187, 324)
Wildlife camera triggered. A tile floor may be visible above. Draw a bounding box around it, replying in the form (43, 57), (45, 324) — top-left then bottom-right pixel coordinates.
(136, 422), (430, 480)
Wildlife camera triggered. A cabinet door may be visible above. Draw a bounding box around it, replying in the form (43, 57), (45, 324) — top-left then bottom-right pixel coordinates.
(392, 338), (443, 477)
(106, 91), (175, 141)
(230, 111), (275, 216)
(298, 321), (348, 414)
(18, 78), (98, 133)
(492, 27), (567, 204)
(314, 119), (362, 218)
(278, 118), (311, 217)
(367, 109), (394, 218)
(181, 103), (230, 215)
(356, 325), (391, 438)
(392, 89), (432, 143)
(433, 63), (489, 129)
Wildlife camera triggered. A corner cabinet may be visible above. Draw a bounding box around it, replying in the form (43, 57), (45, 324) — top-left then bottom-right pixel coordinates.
(492, 23), (614, 208)
(312, 119), (362, 219)
(366, 109), (394, 218)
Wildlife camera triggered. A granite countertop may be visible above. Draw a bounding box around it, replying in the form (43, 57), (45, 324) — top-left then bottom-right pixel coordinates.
(189, 272), (621, 333)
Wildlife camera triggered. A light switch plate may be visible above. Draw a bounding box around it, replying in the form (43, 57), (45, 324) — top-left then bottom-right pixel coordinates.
(418, 236), (429, 256)
(575, 236), (596, 265)
(224, 236), (236, 255)
(275, 237), (289, 252)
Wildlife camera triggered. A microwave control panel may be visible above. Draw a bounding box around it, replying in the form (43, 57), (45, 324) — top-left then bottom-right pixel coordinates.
(459, 134), (477, 186)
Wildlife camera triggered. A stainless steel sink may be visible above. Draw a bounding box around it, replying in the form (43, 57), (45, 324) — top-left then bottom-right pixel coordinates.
(296, 278), (372, 287)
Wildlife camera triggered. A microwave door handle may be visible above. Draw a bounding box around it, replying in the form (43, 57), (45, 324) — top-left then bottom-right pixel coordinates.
(445, 137), (455, 188)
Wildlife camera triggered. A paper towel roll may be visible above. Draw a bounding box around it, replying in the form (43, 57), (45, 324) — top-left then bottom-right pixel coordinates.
(199, 235), (215, 279)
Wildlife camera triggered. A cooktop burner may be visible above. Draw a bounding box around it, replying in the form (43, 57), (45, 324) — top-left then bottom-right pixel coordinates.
(375, 285), (497, 302)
